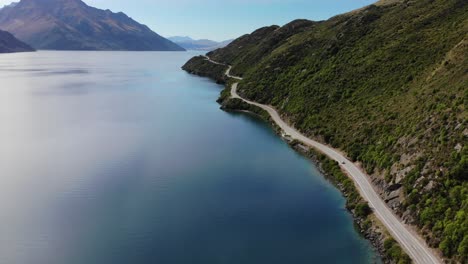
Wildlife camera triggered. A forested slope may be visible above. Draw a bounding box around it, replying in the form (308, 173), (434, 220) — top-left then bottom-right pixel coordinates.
(183, 0), (467, 261)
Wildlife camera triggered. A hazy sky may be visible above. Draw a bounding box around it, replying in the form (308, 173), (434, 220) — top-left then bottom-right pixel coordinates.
(0, 0), (376, 41)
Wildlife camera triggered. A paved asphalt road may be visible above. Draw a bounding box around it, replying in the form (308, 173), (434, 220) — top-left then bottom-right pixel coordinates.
(202, 56), (441, 264)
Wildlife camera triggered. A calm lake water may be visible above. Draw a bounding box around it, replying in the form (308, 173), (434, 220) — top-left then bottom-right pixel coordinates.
(0, 51), (379, 264)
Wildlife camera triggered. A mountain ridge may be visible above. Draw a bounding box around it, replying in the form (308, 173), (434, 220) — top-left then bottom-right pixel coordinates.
(0, 29), (35, 53)
(0, 0), (184, 51)
(168, 36), (232, 51)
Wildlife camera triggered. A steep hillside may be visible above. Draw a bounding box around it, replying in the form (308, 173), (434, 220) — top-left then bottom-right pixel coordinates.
(0, 0), (184, 51)
(207, 20), (315, 77)
(184, 0), (468, 262)
(0, 29), (34, 53)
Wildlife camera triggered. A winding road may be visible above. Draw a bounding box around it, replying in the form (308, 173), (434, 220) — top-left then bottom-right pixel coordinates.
(203, 56), (441, 264)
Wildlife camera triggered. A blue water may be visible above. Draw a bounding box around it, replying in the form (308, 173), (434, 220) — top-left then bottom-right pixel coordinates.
(0, 51), (379, 264)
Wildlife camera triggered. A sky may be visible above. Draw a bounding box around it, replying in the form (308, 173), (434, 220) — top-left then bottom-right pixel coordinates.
(0, 0), (376, 41)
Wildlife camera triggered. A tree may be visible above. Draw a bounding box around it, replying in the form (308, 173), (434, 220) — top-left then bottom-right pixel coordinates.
(355, 202), (372, 218)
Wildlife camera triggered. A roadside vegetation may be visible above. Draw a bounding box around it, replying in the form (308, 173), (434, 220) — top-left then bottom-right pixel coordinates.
(312, 149), (411, 264)
(183, 57), (227, 84)
(183, 0), (467, 261)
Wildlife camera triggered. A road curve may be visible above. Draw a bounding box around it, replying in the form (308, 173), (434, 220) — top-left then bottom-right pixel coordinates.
(203, 56), (441, 264)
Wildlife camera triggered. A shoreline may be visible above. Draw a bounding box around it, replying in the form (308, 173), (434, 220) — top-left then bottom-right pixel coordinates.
(182, 57), (441, 264)
(222, 87), (444, 264)
(223, 71), (439, 264)
(223, 104), (392, 263)
(221, 105), (395, 263)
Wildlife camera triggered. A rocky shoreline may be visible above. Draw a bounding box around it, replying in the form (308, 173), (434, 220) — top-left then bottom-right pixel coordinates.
(291, 143), (398, 264)
(182, 61), (413, 263)
(218, 91), (411, 264)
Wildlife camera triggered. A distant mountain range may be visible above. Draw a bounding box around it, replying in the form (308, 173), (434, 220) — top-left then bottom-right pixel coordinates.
(168, 36), (232, 51)
(0, 0), (184, 51)
(0, 29), (34, 53)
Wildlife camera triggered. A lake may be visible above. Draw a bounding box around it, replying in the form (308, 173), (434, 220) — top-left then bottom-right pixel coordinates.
(0, 51), (379, 264)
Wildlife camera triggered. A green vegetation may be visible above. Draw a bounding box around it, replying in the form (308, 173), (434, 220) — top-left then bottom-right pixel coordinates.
(311, 149), (411, 263)
(316, 152), (365, 211)
(384, 238), (412, 264)
(221, 97), (271, 121)
(418, 147), (468, 259)
(182, 56), (227, 84)
(355, 202), (372, 218)
(183, 0), (467, 261)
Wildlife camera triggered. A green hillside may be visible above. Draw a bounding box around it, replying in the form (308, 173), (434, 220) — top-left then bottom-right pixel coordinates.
(183, 0), (468, 261)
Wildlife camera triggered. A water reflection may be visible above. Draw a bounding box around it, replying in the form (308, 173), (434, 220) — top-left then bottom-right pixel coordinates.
(0, 51), (378, 264)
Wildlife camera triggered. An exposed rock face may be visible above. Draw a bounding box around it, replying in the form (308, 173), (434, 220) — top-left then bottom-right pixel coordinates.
(0, 0), (184, 51)
(0, 29), (34, 53)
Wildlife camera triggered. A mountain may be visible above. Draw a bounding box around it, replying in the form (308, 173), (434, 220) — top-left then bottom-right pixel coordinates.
(184, 0), (468, 262)
(168, 36), (232, 51)
(168, 36), (195, 43)
(0, 0), (184, 51)
(0, 29), (34, 53)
